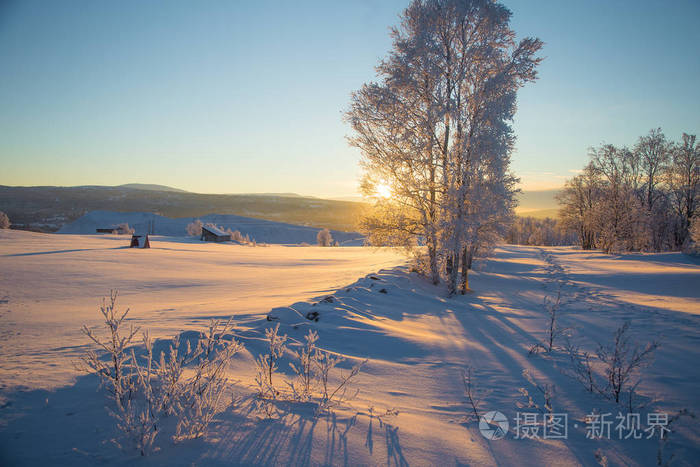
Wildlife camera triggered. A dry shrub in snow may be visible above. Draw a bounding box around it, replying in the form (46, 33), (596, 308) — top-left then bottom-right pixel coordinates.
(0, 211), (10, 229)
(518, 369), (555, 414)
(81, 292), (243, 455)
(565, 339), (598, 394)
(287, 329), (319, 402)
(315, 349), (366, 411)
(255, 327), (366, 415)
(462, 366), (492, 422)
(254, 323), (288, 401)
(186, 219), (203, 237)
(530, 284), (569, 354)
(317, 228), (333, 247)
(596, 321), (659, 404)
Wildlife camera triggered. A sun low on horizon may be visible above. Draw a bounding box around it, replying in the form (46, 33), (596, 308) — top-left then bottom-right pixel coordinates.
(0, 1), (699, 465)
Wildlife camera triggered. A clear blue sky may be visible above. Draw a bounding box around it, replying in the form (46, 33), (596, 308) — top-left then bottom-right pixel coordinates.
(1, 0), (698, 197)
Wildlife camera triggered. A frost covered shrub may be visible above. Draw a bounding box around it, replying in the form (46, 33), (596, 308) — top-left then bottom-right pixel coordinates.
(226, 228), (245, 243)
(314, 350), (365, 411)
(253, 326), (366, 415)
(113, 223), (135, 235)
(462, 366), (491, 421)
(530, 284), (570, 354)
(81, 292), (243, 455)
(287, 330), (318, 402)
(80, 291), (139, 401)
(0, 211), (10, 229)
(597, 321), (659, 404)
(186, 220), (203, 237)
(254, 323), (288, 400)
(317, 228), (333, 247)
(518, 369), (555, 414)
(686, 216), (700, 254)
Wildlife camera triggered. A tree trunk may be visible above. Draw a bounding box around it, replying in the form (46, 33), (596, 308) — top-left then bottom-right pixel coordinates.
(460, 247), (469, 294)
(428, 242), (439, 285)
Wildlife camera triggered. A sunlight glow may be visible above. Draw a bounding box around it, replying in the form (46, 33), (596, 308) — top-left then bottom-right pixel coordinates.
(376, 182), (392, 199)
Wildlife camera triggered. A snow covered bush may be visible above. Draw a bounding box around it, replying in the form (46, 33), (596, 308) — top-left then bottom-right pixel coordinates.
(113, 223), (135, 235)
(174, 318), (243, 441)
(80, 290), (139, 401)
(226, 228), (245, 243)
(317, 228), (333, 247)
(186, 219), (203, 237)
(0, 211), (10, 229)
(81, 292), (244, 455)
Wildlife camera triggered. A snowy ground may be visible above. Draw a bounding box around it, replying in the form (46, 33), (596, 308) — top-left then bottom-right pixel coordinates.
(1, 230), (699, 466)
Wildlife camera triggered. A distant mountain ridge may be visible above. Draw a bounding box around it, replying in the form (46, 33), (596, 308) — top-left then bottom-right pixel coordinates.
(0, 183), (563, 231)
(0, 185), (366, 233)
(117, 183), (189, 192)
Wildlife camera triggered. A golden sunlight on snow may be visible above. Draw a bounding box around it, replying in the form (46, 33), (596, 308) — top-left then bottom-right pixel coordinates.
(0, 230), (406, 389)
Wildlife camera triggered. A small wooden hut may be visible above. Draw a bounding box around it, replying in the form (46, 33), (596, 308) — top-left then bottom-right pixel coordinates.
(201, 225), (231, 242)
(129, 234), (150, 249)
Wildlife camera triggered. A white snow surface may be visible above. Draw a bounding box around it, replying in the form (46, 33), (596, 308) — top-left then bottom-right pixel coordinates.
(58, 210), (365, 245)
(1, 230), (699, 466)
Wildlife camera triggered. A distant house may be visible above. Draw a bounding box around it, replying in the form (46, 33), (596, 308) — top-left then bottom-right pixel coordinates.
(97, 223), (133, 235)
(201, 225), (231, 242)
(129, 234), (150, 249)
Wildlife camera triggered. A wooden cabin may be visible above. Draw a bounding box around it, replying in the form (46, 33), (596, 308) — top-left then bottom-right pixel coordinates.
(201, 225), (231, 242)
(129, 234), (150, 249)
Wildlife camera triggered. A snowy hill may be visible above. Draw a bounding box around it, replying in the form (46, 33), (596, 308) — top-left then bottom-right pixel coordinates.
(116, 183), (189, 192)
(58, 210), (364, 245)
(1, 233), (699, 465)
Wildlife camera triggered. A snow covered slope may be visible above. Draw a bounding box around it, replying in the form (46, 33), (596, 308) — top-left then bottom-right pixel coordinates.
(58, 210), (364, 245)
(1, 232), (699, 465)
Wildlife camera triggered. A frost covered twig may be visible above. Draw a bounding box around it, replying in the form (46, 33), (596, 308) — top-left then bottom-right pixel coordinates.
(255, 323), (288, 400)
(462, 366), (491, 421)
(597, 321), (659, 404)
(518, 370), (555, 414)
(79, 290), (139, 402)
(287, 329), (319, 402)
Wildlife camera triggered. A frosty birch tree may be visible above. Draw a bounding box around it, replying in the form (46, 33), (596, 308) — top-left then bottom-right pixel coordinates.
(634, 128), (672, 250)
(0, 211), (9, 229)
(557, 163), (599, 249)
(347, 0), (541, 293)
(668, 133), (699, 246)
(317, 228), (333, 247)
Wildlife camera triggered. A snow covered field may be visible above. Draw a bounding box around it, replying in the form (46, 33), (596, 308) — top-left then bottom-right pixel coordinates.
(57, 210), (365, 245)
(1, 231), (699, 466)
